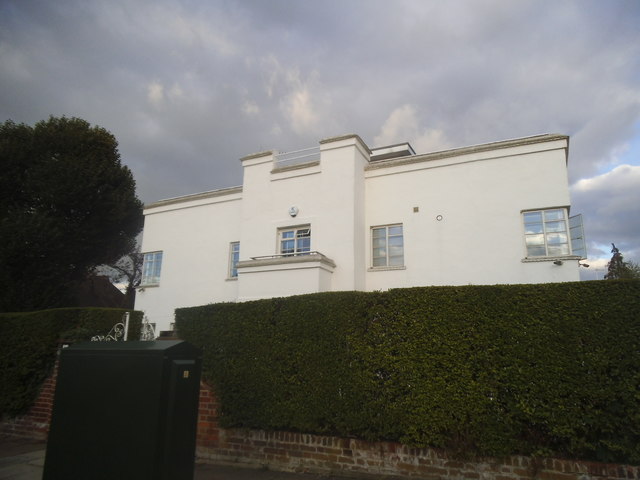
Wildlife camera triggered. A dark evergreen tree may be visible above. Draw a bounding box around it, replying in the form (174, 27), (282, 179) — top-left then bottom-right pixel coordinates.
(0, 116), (143, 311)
(604, 243), (640, 280)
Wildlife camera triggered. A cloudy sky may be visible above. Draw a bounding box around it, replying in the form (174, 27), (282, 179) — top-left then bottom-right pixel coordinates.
(1, 0), (639, 276)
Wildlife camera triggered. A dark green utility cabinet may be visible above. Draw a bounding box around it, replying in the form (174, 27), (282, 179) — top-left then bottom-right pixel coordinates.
(43, 340), (202, 480)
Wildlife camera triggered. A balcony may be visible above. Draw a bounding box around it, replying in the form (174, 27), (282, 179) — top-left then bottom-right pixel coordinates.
(236, 252), (336, 301)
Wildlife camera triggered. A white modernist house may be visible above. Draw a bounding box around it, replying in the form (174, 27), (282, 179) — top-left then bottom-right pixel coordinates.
(136, 133), (586, 332)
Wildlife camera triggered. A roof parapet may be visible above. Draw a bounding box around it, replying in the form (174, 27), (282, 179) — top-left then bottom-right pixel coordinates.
(319, 134), (371, 154)
(239, 150), (274, 162)
(144, 185), (242, 210)
(367, 133), (569, 170)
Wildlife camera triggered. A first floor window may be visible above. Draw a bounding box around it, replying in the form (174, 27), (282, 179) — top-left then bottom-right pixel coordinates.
(141, 251), (163, 286)
(229, 241), (240, 278)
(371, 224), (404, 267)
(523, 208), (570, 257)
(279, 226), (311, 255)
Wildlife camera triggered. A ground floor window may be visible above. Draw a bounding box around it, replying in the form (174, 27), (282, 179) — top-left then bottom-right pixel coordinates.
(371, 224), (404, 267)
(229, 241), (240, 278)
(141, 251), (163, 286)
(523, 208), (570, 257)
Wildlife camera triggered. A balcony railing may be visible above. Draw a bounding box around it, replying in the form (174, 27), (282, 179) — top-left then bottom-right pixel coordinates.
(249, 251), (320, 260)
(238, 251), (336, 269)
(273, 146), (320, 169)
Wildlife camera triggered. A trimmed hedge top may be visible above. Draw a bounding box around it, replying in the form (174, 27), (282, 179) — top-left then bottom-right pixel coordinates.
(177, 281), (640, 464)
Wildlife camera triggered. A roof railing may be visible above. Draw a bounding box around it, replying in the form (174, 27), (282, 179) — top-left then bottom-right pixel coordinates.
(273, 146), (320, 169)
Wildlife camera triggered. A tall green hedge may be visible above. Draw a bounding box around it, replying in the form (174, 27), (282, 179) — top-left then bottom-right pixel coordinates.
(0, 308), (142, 417)
(177, 281), (640, 464)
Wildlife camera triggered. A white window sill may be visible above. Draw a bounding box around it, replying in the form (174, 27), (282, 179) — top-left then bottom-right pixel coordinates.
(368, 266), (406, 272)
(138, 283), (159, 289)
(226, 277), (238, 282)
(521, 255), (582, 263)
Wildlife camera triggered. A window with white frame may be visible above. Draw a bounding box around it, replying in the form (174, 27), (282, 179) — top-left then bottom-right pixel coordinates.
(279, 226), (311, 256)
(371, 224), (404, 267)
(228, 241), (240, 278)
(569, 214), (587, 259)
(522, 208), (571, 257)
(141, 251), (163, 286)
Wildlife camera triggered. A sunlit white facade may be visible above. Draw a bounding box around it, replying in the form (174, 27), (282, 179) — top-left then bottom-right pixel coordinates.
(136, 133), (584, 332)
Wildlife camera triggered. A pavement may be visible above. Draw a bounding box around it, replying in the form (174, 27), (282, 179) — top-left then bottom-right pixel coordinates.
(0, 437), (350, 480)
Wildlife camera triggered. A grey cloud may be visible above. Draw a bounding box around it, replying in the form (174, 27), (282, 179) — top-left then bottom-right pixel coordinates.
(1, 0), (639, 262)
(571, 165), (640, 263)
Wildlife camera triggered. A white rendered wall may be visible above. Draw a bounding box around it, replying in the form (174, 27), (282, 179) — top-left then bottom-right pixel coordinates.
(136, 191), (242, 331)
(364, 139), (578, 291)
(316, 136), (369, 291)
(136, 135), (580, 330)
(236, 136), (369, 301)
(237, 258), (334, 301)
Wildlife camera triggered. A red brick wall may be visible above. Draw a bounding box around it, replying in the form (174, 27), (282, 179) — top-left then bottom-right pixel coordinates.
(196, 382), (220, 449)
(196, 425), (640, 480)
(3, 364), (639, 480)
(0, 355), (58, 440)
(194, 383), (640, 480)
